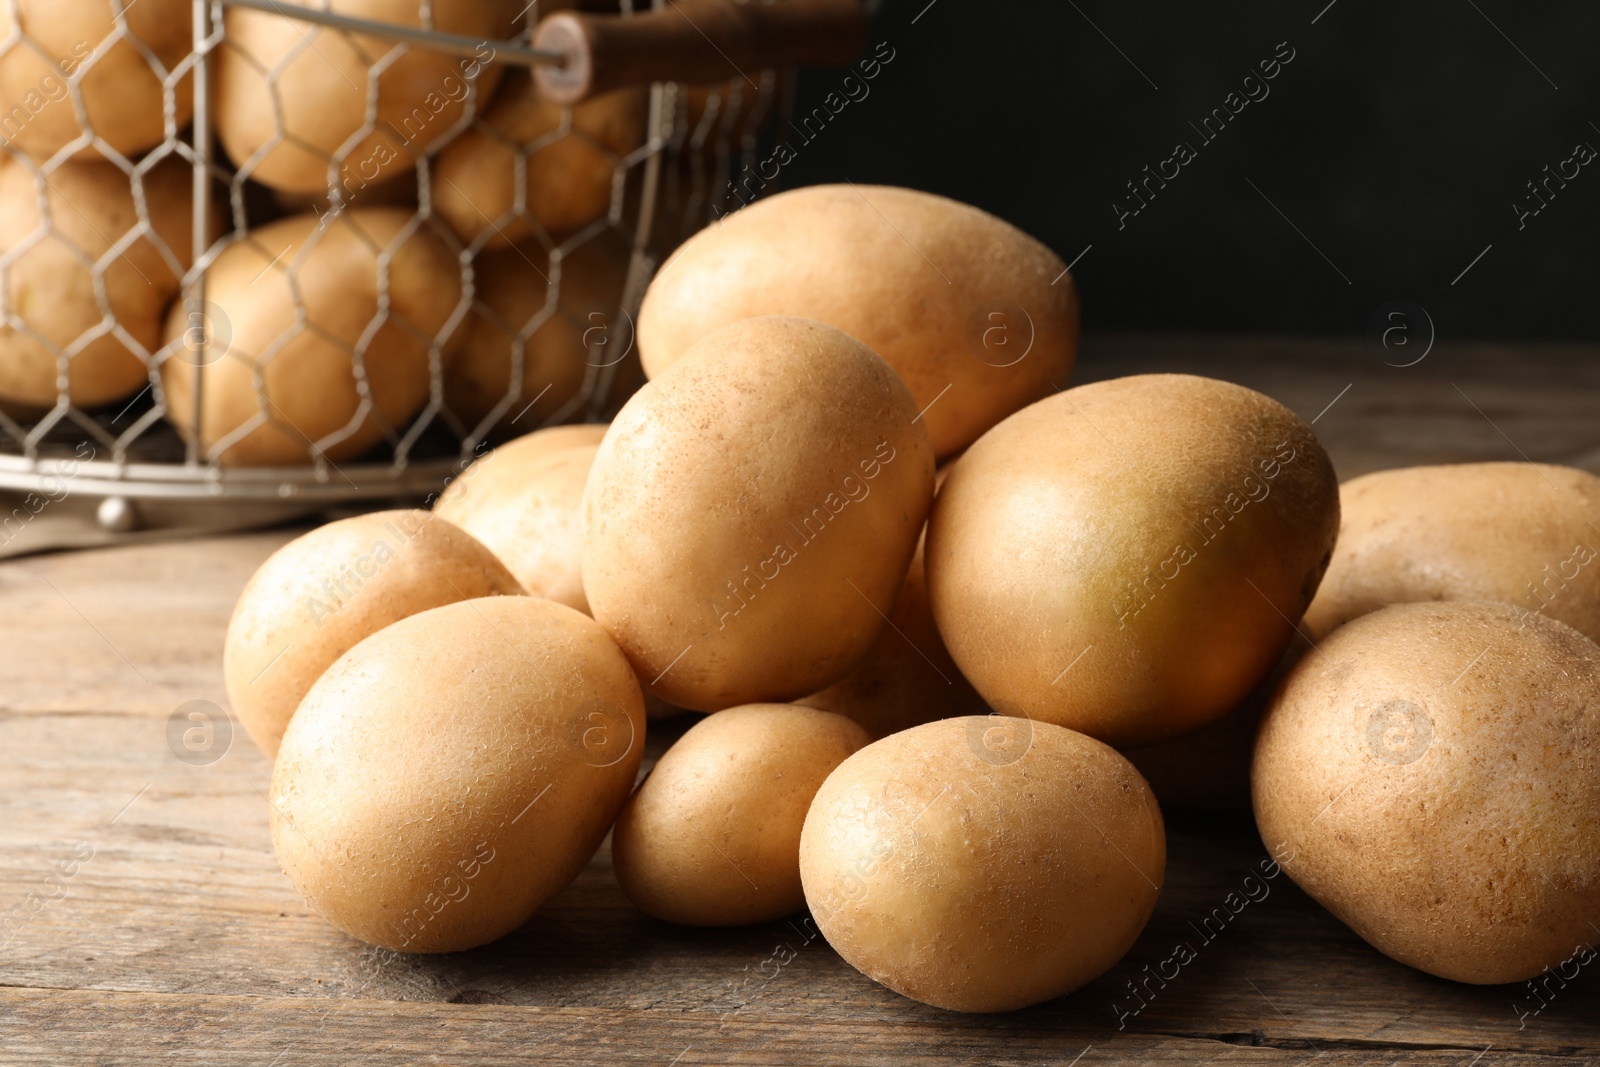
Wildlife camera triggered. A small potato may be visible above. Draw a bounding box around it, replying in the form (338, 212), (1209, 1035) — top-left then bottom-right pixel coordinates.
(613, 704), (869, 926)
(216, 0), (511, 194)
(224, 509), (524, 757)
(160, 209), (463, 466)
(435, 441), (598, 612)
(0, 0), (193, 161)
(583, 316), (936, 711)
(1253, 601), (1600, 984)
(638, 184), (1079, 458)
(927, 374), (1340, 748)
(800, 716), (1165, 1012)
(1304, 462), (1600, 642)
(0, 158), (209, 411)
(272, 595), (644, 952)
(434, 73), (648, 250)
(445, 235), (632, 435)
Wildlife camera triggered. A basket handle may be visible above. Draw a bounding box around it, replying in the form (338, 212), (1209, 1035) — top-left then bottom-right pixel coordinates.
(532, 0), (868, 105)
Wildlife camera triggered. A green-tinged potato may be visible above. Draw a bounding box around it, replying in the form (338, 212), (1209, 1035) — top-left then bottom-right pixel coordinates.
(0, 0), (193, 161)
(224, 509), (524, 757)
(1304, 462), (1600, 642)
(445, 235), (632, 434)
(436, 442), (597, 612)
(271, 595), (644, 952)
(0, 158), (208, 411)
(638, 184), (1079, 458)
(434, 73), (647, 250)
(928, 374), (1339, 748)
(800, 716), (1165, 1012)
(583, 316), (935, 712)
(613, 704), (868, 925)
(216, 0), (512, 194)
(160, 209), (463, 466)
(1253, 601), (1600, 984)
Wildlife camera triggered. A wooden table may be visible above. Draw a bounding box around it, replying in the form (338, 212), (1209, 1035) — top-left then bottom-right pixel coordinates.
(3, 335), (1598, 1065)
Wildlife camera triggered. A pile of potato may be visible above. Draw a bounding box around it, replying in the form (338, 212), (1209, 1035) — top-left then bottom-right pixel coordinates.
(0, 0), (703, 457)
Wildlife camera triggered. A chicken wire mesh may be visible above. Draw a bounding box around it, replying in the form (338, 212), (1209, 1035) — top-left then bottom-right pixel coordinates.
(0, 0), (778, 521)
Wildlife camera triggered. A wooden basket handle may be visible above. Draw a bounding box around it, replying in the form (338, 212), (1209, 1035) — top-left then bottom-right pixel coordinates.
(532, 0), (868, 105)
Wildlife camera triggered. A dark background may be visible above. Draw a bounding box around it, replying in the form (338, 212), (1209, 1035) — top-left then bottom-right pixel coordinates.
(783, 0), (1599, 341)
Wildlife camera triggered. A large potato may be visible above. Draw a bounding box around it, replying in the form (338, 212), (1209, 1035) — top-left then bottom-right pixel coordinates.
(1304, 462), (1600, 642)
(583, 316), (935, 712)
(0, 1), (192, 161)
(1253, 601), (1600, 984)
(434, 73), (647, 250)
(272, 595), (644, 952)
(613, 704), (868, 926)
(800, 716), (1165, 1012)
(638, 184), (1079, 458)
(445, 235), (631, 434)
(0, 158), (206, 411)
(217, 0), (512, 194)
(224, 509), (524, 758)
(160, 209), (463, 466)
(927, 374), (1339, 748)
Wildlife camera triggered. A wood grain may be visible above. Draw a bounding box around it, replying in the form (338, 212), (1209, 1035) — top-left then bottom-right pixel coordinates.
(3, 336), (1599, 1063)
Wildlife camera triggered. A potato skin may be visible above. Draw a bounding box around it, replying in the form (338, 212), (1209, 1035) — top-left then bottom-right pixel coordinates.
(612, 704), (868, 926)
(799, 716), (1165, 1012)
(1304, 462), (1600, 642)
(224, 509), (524, 758)
(583, 316), (936, 712)
(161, 209), (462, 465)
(637, 184), (1079, 458)
(435, 443), (598, 612)
(1253, 601), (1600, 984)
(0, 158), (205, 410)
(271, 595), (645, 953)
(927, 374), (1339, 748)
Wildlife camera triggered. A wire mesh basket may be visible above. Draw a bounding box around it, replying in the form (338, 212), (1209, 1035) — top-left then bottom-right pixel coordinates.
(0, 0), (856, 535)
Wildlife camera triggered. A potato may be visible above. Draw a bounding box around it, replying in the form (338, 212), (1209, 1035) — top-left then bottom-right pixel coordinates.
(216, 0), (511, 194)
(0, 158), (206, 411)
(224, 509), (524, 758)
(583, 316), (935, 711)
(613, 704), (868, 925)
(271, 595), (644, 952)
(1253, 601), (1600, 984)
(445, 235), (632, 434)
(0, 0), (192, 161)
(927, 374), (1339, 748)
(1304, 462), (1600, 643)
(435, 441), (598, 612)
(800, 716), (1165, 1012)
(434, 73), (647, 250)
(799, 537), (983, 739)
(637, 184), (1079, 458)
(160, 209), (463, 466)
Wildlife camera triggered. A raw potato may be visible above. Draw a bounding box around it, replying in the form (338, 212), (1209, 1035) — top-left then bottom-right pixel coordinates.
(445, 235), (631, 434)
(0, 0), (193, 161)
(224, 509), (524, 758)
(613, 704), (869, 926)
(434, 73), (648, 250)
(271, 595), (645, 952)
(637, 184), (1079, 458)
(435, 441), (599, 612)
(1304, 462), (1600, 642)
(1253, 601), (1600, 984)
(800, 716), (1165, 1012)
(0, 158), (206, 411)
(583, 316), (936, 712)
(161, 209), (463, 466)
(216, 0), (512, 194)
(928, 374), (1339, 748)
